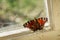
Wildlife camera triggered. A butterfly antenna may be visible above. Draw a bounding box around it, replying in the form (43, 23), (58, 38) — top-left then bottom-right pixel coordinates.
(36, 9), (44, 18)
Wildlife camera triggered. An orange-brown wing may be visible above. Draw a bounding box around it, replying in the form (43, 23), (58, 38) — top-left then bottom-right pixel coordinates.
(37, 17), (48, 26)
(23, 17), (48, 31)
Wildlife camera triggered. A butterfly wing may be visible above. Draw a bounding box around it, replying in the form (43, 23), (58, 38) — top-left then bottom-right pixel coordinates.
(23, 17), (48, 31)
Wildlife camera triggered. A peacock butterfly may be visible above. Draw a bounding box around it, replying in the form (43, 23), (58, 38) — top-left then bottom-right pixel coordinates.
(23, 17), (48, 31)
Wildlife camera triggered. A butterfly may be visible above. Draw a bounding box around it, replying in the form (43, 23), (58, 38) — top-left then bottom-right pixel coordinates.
(23, 17), (48, 31)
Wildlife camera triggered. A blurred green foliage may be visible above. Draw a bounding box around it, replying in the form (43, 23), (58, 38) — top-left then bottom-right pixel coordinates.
(0, 0), (2, 3)
(7, 0), (19, 8)
(20, 0), (37, 8)
(0, 0), (45, 22)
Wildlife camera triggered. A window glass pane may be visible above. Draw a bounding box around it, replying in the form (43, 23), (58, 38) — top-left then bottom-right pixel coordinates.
(0, 0), (50, 34)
